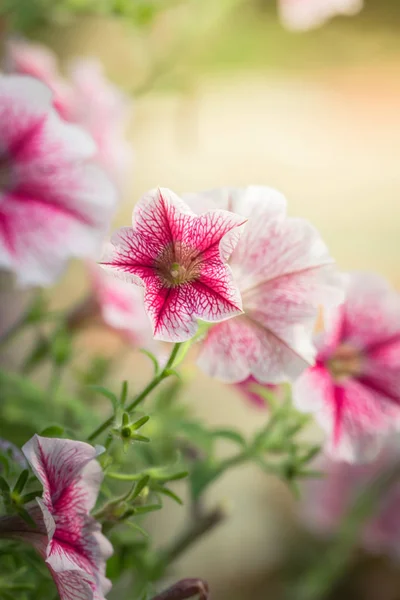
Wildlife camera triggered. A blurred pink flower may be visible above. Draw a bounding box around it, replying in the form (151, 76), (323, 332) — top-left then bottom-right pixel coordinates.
(185, 186), (344, 384)
(235, 376), (280, 409)
(301, 444), (400, 560)
(294, 272), (400, 461)
(0, 435), (112, 600)
(101, 187), (246, 342)
(0, 75), (116, 287)
(5, 39), (132, 187)
(89, 263), (153, 348)
(279, 0), (363, 31)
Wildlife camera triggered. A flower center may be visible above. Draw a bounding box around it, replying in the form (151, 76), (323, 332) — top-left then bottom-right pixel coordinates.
(327, 343), (363, 381)
(155, 242), (202, 288)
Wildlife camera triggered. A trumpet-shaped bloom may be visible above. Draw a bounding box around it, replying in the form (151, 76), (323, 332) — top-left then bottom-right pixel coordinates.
(101, 188), (246, 342)
(293, 273), (400, 461)
(0, 435), (112, 600)
(0, 75), (116, 287)
(5, 40), (132, 186)
(279, 0), (363, 31)
(301, 443), (400, 559)
(90, 263), (153, 348)
(185, 186), (344, 383)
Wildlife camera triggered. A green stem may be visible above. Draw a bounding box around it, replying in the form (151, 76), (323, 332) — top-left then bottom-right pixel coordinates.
(87, 343), (181, 442)
(160, 504), (225, 568)
(0, 315), (27, 349)
(288, 464), (400, 600)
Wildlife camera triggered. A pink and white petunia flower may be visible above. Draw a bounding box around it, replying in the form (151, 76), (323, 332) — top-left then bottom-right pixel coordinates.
(184, 186), (344, 384)
(279, 0), (363, 31)
(0, 435), (112, 600)
(301, 442), (400, 560)
(0, 74), (116, 287)
(101, 187), (246, 343)
(89, 263), (153, 348)
(5, 39), (132, 187)
(293, 272), (400, 462)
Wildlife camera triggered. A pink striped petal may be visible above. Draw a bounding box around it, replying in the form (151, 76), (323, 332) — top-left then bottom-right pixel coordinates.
(22, 436), (112, 600)
(0, 75), (116, 287)
(196, 187), (344, 383)
(339, 272), (400, 351)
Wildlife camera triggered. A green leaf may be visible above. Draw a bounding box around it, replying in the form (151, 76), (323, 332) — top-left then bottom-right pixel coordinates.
(140, 349), (159, 375)
(120, 381), (128, 407)
(40, 425), (64, 438)
(13, 470), (29, 495)
(0, 455), (10, 478)
(125, 521), (149, 538)
(130, 434), (150, 443)
(88, 386), (118, 410)
(131, 416), (150, 431)
(133, 504), (162, 515)
(0, 475), (10, 495)
(212, 428), (246, 448)
(22, 337), (50, 374)
(129, 475), (150, 501)
(154, 485), (183, 505)
(20, 490), (42, 504)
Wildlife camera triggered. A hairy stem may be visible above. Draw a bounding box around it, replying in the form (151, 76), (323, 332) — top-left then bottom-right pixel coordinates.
(87, 343), (181, 442)
(160, 504), (225, 568)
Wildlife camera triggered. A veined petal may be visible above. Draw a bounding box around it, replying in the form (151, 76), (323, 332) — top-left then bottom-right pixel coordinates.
(133, 187), (194, 251)
(198, 315), (315, 383)
(188, 209), (246, 262)
(22, 436), (101, 511)
(339, 272), (400, 350)
(102, 187), (245, 342)
(184, 185), (286, 219)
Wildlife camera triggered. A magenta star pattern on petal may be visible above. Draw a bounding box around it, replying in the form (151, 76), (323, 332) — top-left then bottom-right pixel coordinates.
(184, 186), (344, 384)
(279, 0), (363, 31)
(0, 75), (116, 287)
(100, 188), (246, 343)
(293, 272), (400, 462)
(18, 435), (113, 600)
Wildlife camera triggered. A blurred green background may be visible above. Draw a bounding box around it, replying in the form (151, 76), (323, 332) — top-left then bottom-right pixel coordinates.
(3, 1), (400, 598)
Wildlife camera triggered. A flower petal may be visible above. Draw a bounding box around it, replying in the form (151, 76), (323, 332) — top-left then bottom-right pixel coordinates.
(294, 366), (399, 462)
(279, 0), (363, 31)
(22, 435), (101, 511)
(340, 272), (400, 351)
(0, 75), (117, 287)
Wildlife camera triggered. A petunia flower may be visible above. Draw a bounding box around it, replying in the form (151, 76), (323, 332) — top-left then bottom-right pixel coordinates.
(293, 272), (400, 461)
(300, 442), (400, 560)
(184, 186), (344, 384)
(68, 263), (154, 348)
(279, 0), (363, 31)
(0, 435), (112, 600)
(5, 39), (132, 187)
(0, 74), (116, 287)
(100, 187), (246, 343)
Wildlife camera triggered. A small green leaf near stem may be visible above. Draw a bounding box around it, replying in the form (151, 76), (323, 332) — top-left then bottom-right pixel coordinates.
(87, 343), (181, 442)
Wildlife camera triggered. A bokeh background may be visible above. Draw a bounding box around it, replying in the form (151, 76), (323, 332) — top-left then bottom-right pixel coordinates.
(2, 1), (400, 598)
